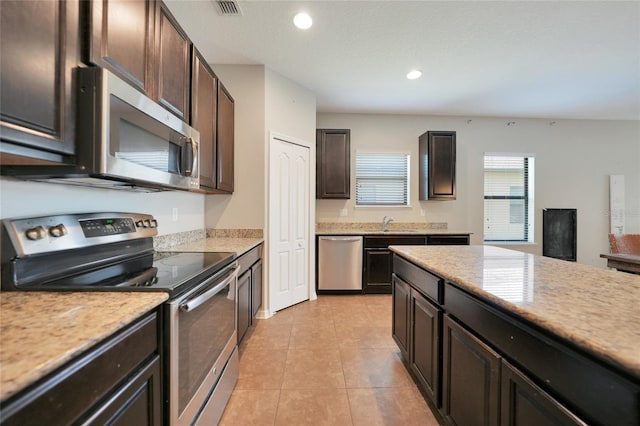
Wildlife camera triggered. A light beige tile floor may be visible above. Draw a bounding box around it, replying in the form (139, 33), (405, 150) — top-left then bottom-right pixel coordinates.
(220, 294), (440, 425)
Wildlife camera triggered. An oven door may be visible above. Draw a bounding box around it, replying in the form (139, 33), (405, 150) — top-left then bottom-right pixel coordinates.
(167, 261), (239, 426)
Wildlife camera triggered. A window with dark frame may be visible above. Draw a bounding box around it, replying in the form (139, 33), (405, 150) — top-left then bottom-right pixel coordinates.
(484, 155), (534, 242)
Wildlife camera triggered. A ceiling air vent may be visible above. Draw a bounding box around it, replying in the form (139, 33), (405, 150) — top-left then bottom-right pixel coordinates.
(215, 0), (243, 16)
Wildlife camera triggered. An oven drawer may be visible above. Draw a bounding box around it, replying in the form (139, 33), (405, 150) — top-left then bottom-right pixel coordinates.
(193, 347), (239, 425)
(1, 311), (160, 426)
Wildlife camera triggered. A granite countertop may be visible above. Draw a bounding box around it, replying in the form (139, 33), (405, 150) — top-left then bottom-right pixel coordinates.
(316, 222), (471, 236)
(389, 245), (640, 378)
(0, 292), (168, 402)
(167, 237), (263, 256)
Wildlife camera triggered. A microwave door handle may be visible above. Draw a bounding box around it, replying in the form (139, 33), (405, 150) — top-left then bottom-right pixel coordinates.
(191, 139), (197, 177)
(180, 263), (240, 312)
(182, 137), (195, 176)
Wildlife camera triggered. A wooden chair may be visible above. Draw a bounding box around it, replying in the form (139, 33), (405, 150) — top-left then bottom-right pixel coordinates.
(608, 234), (640, 255)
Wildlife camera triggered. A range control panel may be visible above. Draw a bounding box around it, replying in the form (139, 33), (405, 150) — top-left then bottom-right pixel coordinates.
(80, 217), (138, 238)
(2, 212), (158, 257)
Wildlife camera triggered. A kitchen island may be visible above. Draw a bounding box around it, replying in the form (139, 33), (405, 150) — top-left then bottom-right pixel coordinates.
(390, 245), (640, 425)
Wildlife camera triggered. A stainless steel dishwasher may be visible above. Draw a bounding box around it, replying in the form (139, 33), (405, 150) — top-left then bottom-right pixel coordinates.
(318, 236), (363, 290)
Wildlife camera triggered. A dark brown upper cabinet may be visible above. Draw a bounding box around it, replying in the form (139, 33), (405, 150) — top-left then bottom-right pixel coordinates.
(0, 0), (80, 164)
(154, 1), (190, 122)
(216, 82), (235, 193)
(419, 130), (456, 200)
(191, 48), (217, 191)
(85, 0), (154, 95)
(85, 0), (191, 122)
(316, 129), (350, 199)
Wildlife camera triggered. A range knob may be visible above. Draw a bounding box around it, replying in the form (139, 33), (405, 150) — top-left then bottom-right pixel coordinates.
(49, 224), (68, 238)
(25, 226), (47, 241)
(149, 219), (158, 228)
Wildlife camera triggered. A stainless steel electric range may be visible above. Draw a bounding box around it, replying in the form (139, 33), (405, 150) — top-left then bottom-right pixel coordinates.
(1, 212), (239, 425)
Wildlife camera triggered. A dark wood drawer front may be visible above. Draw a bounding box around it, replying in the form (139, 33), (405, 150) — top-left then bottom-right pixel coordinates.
(426, 235), (469, 245)
(1, 312), (158, 426)
(238, 244), (263, 274)
(365, 236), (426, 248)
(444, 283), (640, 426)
(393, 255), (442, 304)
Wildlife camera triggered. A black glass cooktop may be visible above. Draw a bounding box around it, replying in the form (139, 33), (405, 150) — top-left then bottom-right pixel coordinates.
(27, 251), (236, 297)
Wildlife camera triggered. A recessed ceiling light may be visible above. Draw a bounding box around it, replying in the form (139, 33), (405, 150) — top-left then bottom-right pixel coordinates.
(293, 12), (312, 30)
(407, 70), (422, 80)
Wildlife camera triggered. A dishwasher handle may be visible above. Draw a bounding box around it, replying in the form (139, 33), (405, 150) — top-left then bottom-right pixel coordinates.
(320, 236), (362, 242)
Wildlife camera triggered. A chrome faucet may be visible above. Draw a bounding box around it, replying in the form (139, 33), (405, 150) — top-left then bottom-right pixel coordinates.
(382, 215), (394, 231)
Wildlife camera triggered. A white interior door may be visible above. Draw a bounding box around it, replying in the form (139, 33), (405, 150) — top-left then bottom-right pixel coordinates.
(269, 137), (310, 312)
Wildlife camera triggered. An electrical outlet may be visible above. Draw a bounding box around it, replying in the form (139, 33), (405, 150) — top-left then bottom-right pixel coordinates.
(172, 208), (178, 222)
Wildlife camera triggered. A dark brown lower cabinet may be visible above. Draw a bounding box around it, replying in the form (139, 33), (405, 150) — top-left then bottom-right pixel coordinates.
(410, 289), (441, 406)
(364, 236), (428, 294)
(251, 260), (263, 318)
(237, 268), (251, 344)
(236, 245), (264, 346)
(83, 356), (161, 425)
(0, 312), (161, 426)
(442, 314), (500, 426)
(500, 360), (585, 426)
(393, 256), (632, 425)
(391, 275), (410, 359)
(364, 248), (394, 293)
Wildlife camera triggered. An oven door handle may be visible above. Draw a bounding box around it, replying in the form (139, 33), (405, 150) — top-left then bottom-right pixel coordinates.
(179, 262), (240, 312)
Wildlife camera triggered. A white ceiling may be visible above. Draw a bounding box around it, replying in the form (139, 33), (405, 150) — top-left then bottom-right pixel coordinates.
(166, 0), (640, 120)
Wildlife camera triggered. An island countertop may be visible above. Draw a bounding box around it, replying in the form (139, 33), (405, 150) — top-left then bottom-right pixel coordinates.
(0, 292), (168, 402)
(389, 245), (640, 378)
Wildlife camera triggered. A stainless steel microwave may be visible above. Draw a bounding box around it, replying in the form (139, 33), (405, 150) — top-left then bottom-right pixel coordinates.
(5, 67), (200, 191)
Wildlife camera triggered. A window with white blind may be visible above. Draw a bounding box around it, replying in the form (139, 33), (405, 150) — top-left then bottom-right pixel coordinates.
(484, 154), (535, 242)
(355, 153), (409, 206)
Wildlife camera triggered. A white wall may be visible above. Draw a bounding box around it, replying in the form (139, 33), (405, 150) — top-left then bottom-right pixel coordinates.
(264, 67), (318, 309)
(265, 68), (317, 145)
(205, 65), (266, 229)
(317, 113), (640, 267)
(0, 178), (205, 235)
